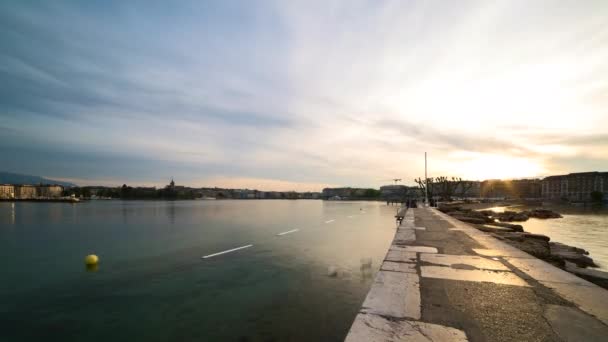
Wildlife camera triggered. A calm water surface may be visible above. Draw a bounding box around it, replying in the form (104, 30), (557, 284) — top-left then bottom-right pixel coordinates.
(486, 204), (608, 271)
(0, 200), (396, 341)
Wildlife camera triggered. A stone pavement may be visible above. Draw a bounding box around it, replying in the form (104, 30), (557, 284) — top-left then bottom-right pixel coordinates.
(344, 207), (608, 341)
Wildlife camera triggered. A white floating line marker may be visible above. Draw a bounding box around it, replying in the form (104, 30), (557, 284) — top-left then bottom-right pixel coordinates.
(202, 244), (253, 259)
(277, 229), (299, 236)
(325, 219), (335, 223)
(347, 215), (354, 218)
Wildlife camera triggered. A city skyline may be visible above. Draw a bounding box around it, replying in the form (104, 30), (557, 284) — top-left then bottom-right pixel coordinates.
(2, 1), (608, 191)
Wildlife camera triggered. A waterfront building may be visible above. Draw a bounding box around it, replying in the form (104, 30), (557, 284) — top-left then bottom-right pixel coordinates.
(380, 185), (407, 201)
(511, 179), (542, 199)
(0, 184), (15, 199)
(480, 179), (541, 199)
(14, 184), (37, 199)
(480, 180), (509, 198)
(457, 181), (481, 198)
(321, 187), (353, 199)
(37, 185), (63, 198)
(541, 172), (608, 202)
(429, 180), (481, 199)
(300, 192), (321, 199)
(321, 187), (380, 200)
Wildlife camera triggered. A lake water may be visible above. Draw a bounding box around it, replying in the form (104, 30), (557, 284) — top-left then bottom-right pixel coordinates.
(485, 204), (608, 271)
(0, 200), (397, 342)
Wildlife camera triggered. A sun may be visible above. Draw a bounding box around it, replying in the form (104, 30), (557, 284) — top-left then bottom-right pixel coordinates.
(457, 154), (544, 180)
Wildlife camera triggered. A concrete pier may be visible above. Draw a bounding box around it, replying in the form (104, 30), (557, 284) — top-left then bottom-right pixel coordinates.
(345, 207), (608, 341)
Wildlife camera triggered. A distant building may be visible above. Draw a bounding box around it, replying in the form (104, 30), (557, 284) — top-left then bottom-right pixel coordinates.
(37, 185), (63, 198)
(321, 187), (382, 200)
(480, 180), (509, 198)
(300, 192), (321, 199)
(0, 184), (15, 199)
(541, 172), (608, 202)
(511, 179), (542, 199)
(457, 181), (481, 198)
(14, 184), (37, 199)
(380, 185), (407, 201)
(480, 179), (541, 199)
(322, 188), (353, 199)
(429, 180), (481, 199)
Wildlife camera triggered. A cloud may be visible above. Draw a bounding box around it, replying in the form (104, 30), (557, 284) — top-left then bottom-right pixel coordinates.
(1, 0), (607, 189)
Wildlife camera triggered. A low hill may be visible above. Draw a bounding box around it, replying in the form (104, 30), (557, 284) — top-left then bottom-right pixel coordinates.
(0, 171), (76, 187)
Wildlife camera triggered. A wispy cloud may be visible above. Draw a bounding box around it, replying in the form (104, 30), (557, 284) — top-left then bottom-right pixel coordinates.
(1, 0), (607, 189)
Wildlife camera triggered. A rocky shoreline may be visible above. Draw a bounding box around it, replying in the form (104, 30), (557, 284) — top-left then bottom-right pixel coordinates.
(439, 204), (608, 289)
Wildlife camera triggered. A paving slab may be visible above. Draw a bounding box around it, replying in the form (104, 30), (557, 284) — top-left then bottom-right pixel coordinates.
(421, 254), (510, 271)
(540, 282), (608, 325)
(506, 257), (593, 286)
(473, 248), (534, 259)
(360, 271), (421, 319)
(543, 304), (608, 341)
(385, 249), (418, 263)
(381, 261), (417, 273)
(421, 278), (562, 342)
(399, 245), (439, 253)
(346, 207), (608, 342)
(345, 312), (468, 342)
(394, 229), (416, 243)
(421, 266), (530, 287)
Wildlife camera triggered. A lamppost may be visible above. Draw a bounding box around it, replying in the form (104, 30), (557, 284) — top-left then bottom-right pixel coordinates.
(425, 152), (429, 207)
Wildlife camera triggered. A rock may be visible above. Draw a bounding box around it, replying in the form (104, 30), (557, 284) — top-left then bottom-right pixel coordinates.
(452, 216), (486, 225)
(550, 242), (597, 268)
(438, 205), (461, 213)
(528, 209), (562, 219)
(478, 210), (497, 217)
(477, 225), (516, 233)
(496, 231), (549, 241)
(449, 209), (494, 224)
(495, 210), (529, 222)
(495, 232), (525, 242)
(522, 232), (551, 242)
(488, 222), (524, 232)
(493, 233), (551, 259)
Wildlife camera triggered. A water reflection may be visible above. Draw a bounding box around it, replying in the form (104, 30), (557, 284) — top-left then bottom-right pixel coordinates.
(483, 204), (608, 270)
(360, 257), (374, 281)
(85, 263), (99, 272)
(167, 201), (176, 225)
(0, 200), (396, 342)
(0, 202), (16, 226)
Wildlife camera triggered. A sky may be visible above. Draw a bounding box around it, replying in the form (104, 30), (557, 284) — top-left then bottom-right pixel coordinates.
(1, 1), (607, 191)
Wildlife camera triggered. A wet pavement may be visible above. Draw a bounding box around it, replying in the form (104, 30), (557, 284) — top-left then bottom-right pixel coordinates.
(345, 207), (608, 341)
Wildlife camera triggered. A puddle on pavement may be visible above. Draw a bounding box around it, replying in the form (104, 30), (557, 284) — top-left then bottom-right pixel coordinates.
(420, 254), (510, 271)
(421, 266), (530, 287)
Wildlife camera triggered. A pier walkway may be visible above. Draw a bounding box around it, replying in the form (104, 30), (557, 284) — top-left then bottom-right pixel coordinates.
(345, 207), (608, 341)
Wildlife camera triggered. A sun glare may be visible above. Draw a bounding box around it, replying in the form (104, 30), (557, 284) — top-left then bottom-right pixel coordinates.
(459, 155), (544, 180)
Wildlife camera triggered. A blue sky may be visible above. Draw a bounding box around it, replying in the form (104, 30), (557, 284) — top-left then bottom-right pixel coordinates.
(1, 1), (607, 190)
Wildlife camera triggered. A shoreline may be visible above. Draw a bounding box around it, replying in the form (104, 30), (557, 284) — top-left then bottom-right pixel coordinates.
(440, 202), (608, 289)
(0, 198), (79, 203)
(345, 206), (608, 341)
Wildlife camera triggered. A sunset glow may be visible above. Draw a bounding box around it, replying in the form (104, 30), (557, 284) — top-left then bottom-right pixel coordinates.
(455, 155), (545, 181)
(1, 1), (607, 189)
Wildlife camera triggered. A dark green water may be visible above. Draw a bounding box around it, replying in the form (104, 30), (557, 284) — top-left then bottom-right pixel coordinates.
(0, 200), (396, 341)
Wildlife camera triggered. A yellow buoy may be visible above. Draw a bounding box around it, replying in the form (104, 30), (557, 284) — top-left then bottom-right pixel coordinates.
(85, 254), (99, 266)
